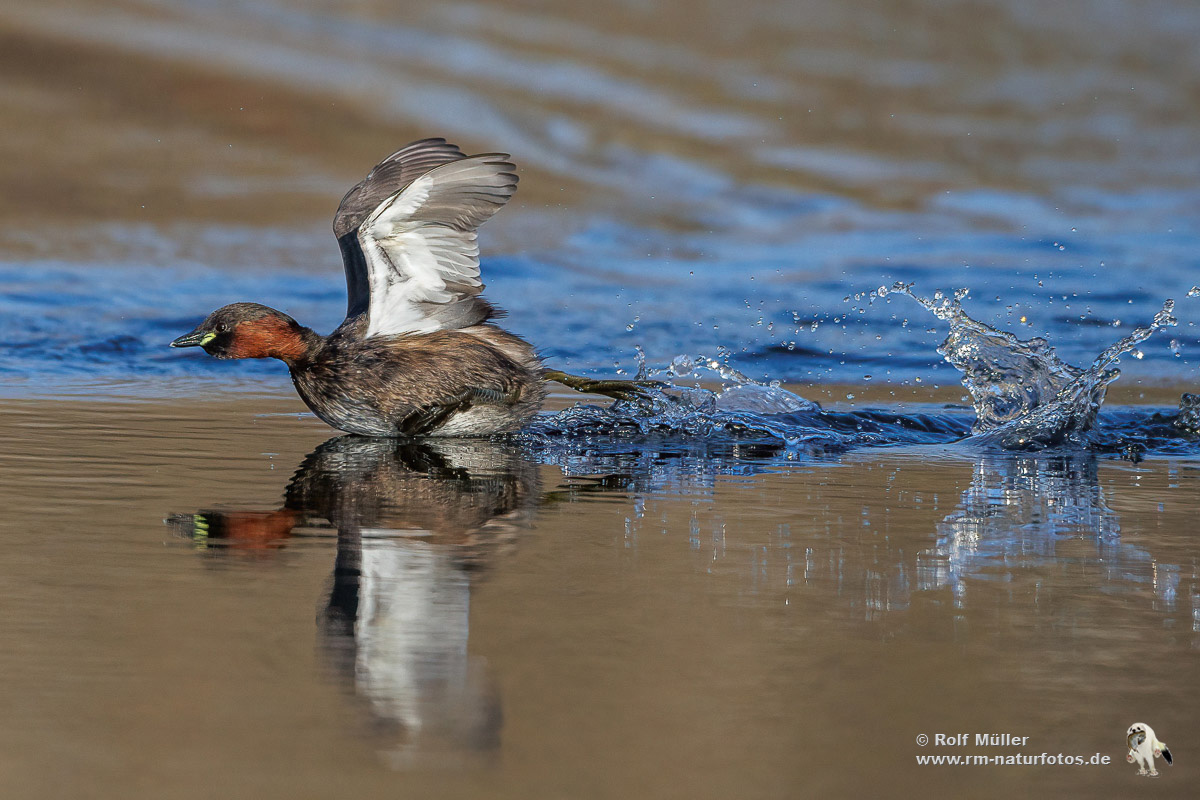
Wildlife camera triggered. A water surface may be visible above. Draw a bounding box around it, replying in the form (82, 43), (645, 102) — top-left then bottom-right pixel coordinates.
(1, 397), (1198, 798)
(1, 0), (1199, 796)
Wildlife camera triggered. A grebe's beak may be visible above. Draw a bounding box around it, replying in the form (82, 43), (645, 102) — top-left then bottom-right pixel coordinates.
(170, 330), (216, 348)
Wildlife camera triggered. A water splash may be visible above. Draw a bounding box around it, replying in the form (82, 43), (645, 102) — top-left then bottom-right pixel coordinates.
(535, 351), (844, 451)
(875, 282), (1082, 430)
(531, 281), (1196, 456)
(1174, 393), (1200, 436)
(878, 282), (1181, 449)
(979, 300), (1177, 450)
(532, 342), (982, 451)
(642, 348), (820, 414)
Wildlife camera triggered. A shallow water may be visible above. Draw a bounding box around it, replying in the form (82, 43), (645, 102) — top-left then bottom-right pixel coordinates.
(2, 0), (1200, 795)
(2, 0), (1200, 390)
(2, 397), (1200, 798)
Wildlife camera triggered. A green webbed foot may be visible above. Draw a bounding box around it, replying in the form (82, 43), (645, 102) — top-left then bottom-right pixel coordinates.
(544, 370), (665, 403)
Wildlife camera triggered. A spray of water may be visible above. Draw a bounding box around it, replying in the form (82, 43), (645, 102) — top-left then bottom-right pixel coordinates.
(535, 281), (1193, 454)
(535, 347), (836, 450)
(877, 281), (1180, 448)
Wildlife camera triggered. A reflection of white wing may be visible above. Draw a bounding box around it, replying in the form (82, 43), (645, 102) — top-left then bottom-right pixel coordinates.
(357, 156), (518, 338)
(354, 533), (475, 742)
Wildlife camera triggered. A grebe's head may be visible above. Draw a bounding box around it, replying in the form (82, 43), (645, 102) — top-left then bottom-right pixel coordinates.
(170, 303), (308, 361)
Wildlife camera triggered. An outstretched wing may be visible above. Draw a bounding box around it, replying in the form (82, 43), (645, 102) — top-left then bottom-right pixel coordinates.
(354, 153), (518, 338)
(334, 139), (469, 319)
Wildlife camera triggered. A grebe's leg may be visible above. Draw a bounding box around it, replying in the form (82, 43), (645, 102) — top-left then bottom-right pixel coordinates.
(398, 393), (473, 436)
(543, 370), (664, 403)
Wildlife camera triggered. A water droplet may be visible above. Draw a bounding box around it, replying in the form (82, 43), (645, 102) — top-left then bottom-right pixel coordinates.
(670, 355), (694, 375)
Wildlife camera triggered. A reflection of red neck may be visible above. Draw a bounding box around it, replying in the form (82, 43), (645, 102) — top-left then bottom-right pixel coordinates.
(210, 510), (300, 551)
(229, 318), (316, 364)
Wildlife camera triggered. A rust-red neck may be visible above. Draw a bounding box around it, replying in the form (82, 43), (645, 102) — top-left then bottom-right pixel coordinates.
(228, 318), (321, 365)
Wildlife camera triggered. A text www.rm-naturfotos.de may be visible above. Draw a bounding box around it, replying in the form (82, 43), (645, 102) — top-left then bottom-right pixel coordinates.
(914, 733), (1111, 766)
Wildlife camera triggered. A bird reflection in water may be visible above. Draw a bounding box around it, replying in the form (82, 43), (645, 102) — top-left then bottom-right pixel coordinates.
(169, 437), (539, 766)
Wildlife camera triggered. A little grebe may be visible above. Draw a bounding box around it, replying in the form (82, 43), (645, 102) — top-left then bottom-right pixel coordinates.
(172, 138), (554, 436)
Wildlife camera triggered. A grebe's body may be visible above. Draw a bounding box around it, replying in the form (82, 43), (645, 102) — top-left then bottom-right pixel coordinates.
(171, 139), (544, 436)
(288, 318), (543, 437)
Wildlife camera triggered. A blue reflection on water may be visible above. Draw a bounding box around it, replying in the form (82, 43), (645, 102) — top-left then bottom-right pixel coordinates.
(2, 183), (1198, 391)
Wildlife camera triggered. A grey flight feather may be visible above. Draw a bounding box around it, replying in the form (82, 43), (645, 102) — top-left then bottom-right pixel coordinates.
(400, 155), (518, 231)
(332, 138), (467, 238)
(353, 149), (519, 338)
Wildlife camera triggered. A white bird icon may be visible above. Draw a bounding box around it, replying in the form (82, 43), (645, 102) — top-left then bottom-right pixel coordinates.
(1127, 722), (1173, 777)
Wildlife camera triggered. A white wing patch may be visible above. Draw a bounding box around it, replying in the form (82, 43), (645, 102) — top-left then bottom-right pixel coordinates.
(357, 157), (516, 338)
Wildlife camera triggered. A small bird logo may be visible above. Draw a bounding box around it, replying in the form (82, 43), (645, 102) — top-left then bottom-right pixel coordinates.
(1127, 722), (1173, 777)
